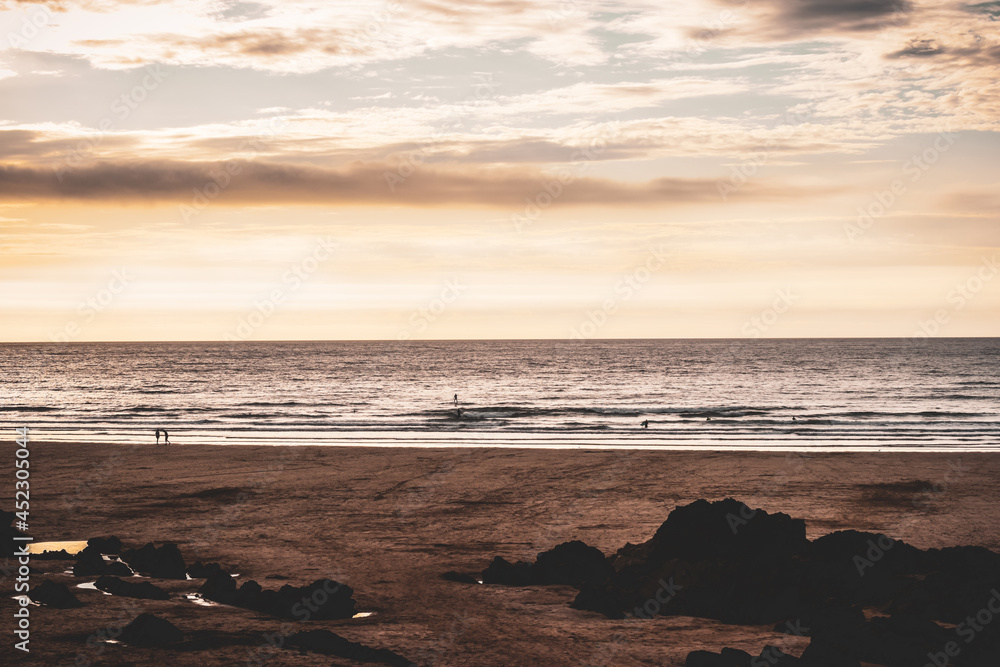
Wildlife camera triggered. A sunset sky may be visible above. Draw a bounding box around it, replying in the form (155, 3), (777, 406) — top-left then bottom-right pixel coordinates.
(1, 0), (998, 341)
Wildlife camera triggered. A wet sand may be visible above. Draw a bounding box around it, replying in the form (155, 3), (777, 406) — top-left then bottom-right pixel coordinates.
(3, 442), (999, 666)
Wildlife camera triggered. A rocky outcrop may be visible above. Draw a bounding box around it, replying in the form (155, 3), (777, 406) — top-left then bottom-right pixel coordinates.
(198, 573), (356, 620)
(73, 546), (109, 577)
(29, 580), (83, 608)
(187, 561), (228, 579)
(476, 498), (1000, 665)
(119, 613), (184, 647)
(685, 645), (807, 667)
(122, 542), (186, 579)
(286, 629), (414, 666)
(482, 540), (613, 587)
(95, 575), (169, 600)
(104, 559), (134, 576)
(441, 571), (479, 584)
(571, 499), (1000, 630)
(87, 536), (122, 554)
(32, 549), (76, 561)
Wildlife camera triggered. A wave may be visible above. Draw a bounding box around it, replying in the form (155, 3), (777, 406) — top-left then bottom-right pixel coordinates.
(409, 404), (794, 420)
(242, 401), (330, 408)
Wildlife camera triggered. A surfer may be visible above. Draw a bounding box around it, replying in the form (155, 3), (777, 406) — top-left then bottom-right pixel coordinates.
(641, 420), (649, 429)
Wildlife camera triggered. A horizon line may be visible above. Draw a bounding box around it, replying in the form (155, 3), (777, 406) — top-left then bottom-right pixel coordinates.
(2, 336), (998, 345)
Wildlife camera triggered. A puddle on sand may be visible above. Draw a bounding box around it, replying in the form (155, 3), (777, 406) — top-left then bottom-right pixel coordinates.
(184, 594), (218, 607)
(29, 541), (88, 556)
(77, 583), (112, 596)
(10, 596), (40, 606)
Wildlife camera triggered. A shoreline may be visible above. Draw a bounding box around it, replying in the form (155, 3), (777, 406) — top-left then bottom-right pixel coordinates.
(8, 434), (1000, 453)
(4, 443), (1000, 665)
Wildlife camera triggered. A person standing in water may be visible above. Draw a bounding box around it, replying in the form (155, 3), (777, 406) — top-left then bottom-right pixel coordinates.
(454, 393), (458, 406)
(641, 420), (649, 429)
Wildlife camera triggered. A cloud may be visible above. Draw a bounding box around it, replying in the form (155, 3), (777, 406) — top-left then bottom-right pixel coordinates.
(939, 184), (1000, 212)
(768, 0), (913, 35)
(0, 0), (611, 72)
(0, 159), (820, 207)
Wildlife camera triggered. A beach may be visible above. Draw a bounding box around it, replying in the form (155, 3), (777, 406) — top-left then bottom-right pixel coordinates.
(3, 442), (999, 665)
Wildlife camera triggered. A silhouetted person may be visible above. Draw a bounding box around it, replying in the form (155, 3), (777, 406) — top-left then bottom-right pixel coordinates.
(641, 420), (649, 429)
(155, 429), (161, 444)
(454, 393), (458, 406)
(162, 429), (170, 445)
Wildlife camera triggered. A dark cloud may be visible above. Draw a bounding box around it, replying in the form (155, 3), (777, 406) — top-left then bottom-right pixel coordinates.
(782, 0), (912, 26)
(712, 0), (913, 39)
(0, 159), (817, 207)
(887, 39), (1000, 64)
(163, 27), (375, 60)
(888, 38), (946, 57)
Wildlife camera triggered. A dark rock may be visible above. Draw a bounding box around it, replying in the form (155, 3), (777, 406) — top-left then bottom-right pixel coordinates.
(649, 498), (808, 562)
(122, 542), (186, 579)
(187, 561), (228, 579)
(286, 629), (413, 666)
(859, 614), (953, 667)
(262, 579), (356, 620)
(570, 585), (627, 619)
(198, 573), (356, 620)
(533, 540), (613, 587)
(441, 571), (479, 584)
(87, 536), (122, 555)
(95, 575), (169, 600)
(33, 549), (76, 560)
(758, 645), (801, 666)
(119, 613), (183, 647)
(685, 647), (753, 667)
(104, 560), (133, 576)
(686, 646), (802, 667)
(482, 556), (534, 586)
(29, 580), (83, 608)
(198, 571), (237, 602)
(73, 546), (108, 577)
(799, 638), (863, 667)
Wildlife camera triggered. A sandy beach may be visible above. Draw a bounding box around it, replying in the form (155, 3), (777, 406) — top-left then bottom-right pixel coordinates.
(3, 442), (999, 666)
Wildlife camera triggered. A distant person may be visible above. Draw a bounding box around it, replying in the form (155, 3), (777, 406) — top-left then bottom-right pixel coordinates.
(163, 429), (170, 445)
(641, 420), (649, 429)
(155, 429), (161, 444)
(454, 393), (458, 406)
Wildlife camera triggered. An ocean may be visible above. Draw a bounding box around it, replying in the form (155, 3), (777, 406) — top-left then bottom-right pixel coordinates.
(2, 338), (998, 450)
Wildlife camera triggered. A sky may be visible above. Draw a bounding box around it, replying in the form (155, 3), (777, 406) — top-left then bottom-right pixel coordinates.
(0, 0), (998, 341)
